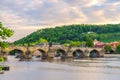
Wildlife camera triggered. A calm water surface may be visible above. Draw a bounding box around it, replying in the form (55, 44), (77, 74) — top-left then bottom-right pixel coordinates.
(0, 54), (120, 80)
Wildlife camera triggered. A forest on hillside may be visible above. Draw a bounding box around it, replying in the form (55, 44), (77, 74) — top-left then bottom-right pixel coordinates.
(14, 24), (120, 46)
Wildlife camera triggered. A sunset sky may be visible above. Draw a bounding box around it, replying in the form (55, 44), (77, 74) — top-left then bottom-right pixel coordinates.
(0, 0), (120, 42)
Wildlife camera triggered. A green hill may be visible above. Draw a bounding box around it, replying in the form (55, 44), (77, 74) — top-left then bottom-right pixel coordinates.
(14, 24), (120, 45)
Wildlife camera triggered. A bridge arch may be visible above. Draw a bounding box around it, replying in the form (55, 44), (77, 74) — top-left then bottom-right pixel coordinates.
(33, 49), (47, 59)
(72, 49), (85, 59)
(54, 49), (67, 59)
(8, 49), (24, 58)
(89, 49), (100, 58)
(9, 49), (23, 55)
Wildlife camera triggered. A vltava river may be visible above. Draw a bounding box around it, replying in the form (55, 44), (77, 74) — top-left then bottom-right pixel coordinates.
(0, 54), (120, 80)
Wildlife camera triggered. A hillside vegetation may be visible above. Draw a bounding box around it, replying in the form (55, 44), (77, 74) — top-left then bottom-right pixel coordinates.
(14, 24), (120, 45)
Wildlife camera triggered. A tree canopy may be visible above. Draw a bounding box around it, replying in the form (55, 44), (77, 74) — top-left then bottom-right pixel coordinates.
(85, 37), (94, 47)
(14, 24), (120, 46)
(38, 38), (48, 43)
(0, 22), (14, 49)
(104, 45), (112, 53)
(116, 44), (120, 54)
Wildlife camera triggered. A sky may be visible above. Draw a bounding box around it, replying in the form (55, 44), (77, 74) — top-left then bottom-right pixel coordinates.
(0, 0), (120, 42)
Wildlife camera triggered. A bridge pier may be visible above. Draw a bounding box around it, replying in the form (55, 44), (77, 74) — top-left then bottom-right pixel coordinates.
(47, 52), (54, 58)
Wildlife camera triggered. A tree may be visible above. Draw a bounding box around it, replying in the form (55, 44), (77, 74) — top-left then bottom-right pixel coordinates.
(104, 45), (112, 54)
(70, 41), (81, 47)
(0, 22), (14, 49)
(116, 44), (120, 54)
(0, 42), (8, 49)
(38, 38), (48, 43)
(14, 23), (120, 45)
(85, 37), (94, 47)
(64, 43), (69, 47)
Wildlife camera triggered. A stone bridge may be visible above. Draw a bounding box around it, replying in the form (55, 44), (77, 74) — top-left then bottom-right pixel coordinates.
(2, 46), (105, 59)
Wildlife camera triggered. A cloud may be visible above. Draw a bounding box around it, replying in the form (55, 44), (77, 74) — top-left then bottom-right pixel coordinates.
(0, 11), (27, 26)
(0, 0), (120, 42)
(24, 0), (43, 10)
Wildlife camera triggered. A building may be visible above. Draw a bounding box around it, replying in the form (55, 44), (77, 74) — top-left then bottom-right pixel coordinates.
(109, 42), (119, 48)
(94, 39), (119, 48)
(94, 39), (105, 48)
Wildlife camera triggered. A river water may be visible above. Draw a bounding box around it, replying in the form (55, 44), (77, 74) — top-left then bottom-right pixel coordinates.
(0, 54), (120, 80)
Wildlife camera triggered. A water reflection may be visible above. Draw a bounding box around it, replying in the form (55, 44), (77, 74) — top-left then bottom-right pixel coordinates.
(0, 55), (120, 80)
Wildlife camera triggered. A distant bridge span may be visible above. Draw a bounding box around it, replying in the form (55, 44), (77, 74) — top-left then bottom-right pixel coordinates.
(2, 46), (105, 59)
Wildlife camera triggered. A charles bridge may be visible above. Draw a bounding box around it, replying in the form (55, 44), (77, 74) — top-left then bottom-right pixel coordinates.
(1, 45), (105, 59)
